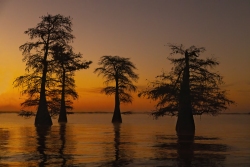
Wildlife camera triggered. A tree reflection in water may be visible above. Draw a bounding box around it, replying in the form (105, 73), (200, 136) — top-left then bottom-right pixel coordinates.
(59, 123), (67, 166)
(114, 123), (121, 162)
(0, 128), (10, 167)
(153, 134), (228, 167)
(34, 124), (75, 167)
(36, 126), (50, 166)
(100, 123), (134, 167)
(177, 136), (195, 166)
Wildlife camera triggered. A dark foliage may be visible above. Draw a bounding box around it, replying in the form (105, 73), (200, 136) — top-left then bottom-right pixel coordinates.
(139, 44), (234, 118)
(94, 55), (139, 104)
(13, 14), (77, 123)
(51, 44), (92, 122)
(94, 55), (138, 122)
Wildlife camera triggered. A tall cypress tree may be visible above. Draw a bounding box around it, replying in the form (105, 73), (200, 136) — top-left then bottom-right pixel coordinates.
(139, 44), (234, 136)
(14, 14), (74, 126)
(94, 55), (139, 123)
(51, 44), (92, 123)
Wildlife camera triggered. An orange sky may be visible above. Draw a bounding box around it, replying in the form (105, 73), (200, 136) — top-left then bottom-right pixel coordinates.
(0, 0), (249, 113)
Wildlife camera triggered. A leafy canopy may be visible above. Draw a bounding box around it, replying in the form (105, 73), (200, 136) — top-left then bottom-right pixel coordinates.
(94, 55), (139, 103)
(139, 44), (234, 117)
(13, 14), (89, 117)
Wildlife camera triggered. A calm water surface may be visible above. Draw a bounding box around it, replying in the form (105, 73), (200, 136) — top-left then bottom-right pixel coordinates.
(0, 113), (249, 167)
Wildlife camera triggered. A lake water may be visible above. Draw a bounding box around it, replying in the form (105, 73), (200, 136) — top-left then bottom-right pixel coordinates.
(0, 113), (249, 167)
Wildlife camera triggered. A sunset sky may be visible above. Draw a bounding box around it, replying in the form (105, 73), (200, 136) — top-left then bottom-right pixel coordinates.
(0, 0), (249, 113)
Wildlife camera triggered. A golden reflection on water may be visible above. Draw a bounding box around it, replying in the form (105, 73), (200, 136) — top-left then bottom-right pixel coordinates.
(0, 113), (250, 166)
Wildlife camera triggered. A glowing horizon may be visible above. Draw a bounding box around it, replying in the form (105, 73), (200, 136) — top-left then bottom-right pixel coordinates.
(0, 0), (249, 113)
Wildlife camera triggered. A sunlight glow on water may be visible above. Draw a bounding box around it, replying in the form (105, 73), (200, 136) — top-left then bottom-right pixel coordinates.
(0, 113), (250, 167)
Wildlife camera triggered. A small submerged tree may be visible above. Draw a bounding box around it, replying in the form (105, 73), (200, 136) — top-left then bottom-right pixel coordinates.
(94, 55), (139, 123)
(139, 44), (234, 136)
(51, 44), (92, 123)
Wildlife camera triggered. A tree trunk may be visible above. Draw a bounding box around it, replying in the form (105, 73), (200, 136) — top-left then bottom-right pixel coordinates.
(35, 37), (52, 126)
(176, 51), (195, 136)
(35, 61), (52, 126)
(112, 77), (122, 123)
(58, 68), (67, 123)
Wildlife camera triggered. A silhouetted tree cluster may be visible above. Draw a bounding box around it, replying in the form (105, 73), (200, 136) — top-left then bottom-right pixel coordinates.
(139, 44), (234, 135)
(14, 14), (92, 125)
(14, 13), (234, 132)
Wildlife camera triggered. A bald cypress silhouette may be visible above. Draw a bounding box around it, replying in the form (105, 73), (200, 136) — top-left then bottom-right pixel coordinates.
(94, 56), (139, 123)
(139, 44), (234, 136)
(14, 14), (74, 126)
(51, 44), (92, 123)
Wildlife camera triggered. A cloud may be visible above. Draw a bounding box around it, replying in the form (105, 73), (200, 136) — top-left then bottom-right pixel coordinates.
(221, 80), (250, 89)
(0, 104), (19, 111)
(234, 80), (250, 92)
(77, 87), (102, 94)
(221, 82), (236, 88)
(237, 89), (250, 93)
(77, 85), (148, 95)
(135, 85), (148, 91)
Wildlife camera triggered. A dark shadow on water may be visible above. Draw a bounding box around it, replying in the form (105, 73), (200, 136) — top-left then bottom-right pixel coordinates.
(114, 123), (121, 162)
(20, 124), (75, 167)
(36, 126), (51, 166)
(57, 123), (76, 166)
(58, 123), (67, 166)
(0, 128), (10, 167)
(177, 135), (194, 167)
(99, 123), (133, 167)
(152, 134), (228, 167)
